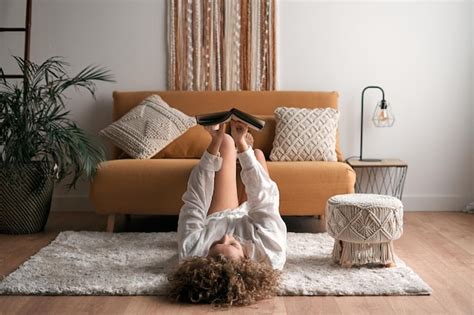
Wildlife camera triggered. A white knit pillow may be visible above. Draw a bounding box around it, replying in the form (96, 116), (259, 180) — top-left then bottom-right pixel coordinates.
(100, 95), (196, 159)
(270, 107), (339, 162)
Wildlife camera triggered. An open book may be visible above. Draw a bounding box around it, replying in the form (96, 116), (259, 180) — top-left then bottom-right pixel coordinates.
(195, 108), (265, 131)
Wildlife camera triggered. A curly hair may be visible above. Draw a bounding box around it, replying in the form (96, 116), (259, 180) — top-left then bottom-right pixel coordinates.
(167, 255), (281, 306)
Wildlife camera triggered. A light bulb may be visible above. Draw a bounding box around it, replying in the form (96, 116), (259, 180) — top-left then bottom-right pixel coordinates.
(378, 109), (389, 121)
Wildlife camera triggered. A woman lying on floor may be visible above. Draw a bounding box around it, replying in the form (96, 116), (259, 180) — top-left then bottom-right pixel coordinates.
(168, 120), (287, 306)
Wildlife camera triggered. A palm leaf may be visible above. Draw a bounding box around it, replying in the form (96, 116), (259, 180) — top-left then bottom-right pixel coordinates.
(0, 56), (114, 188)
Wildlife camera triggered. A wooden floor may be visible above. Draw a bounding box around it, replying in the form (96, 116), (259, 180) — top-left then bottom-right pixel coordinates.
(0, 211), (473, 315)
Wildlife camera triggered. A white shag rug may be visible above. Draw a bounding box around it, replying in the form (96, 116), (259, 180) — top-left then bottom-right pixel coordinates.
(0, 231), (432, 296)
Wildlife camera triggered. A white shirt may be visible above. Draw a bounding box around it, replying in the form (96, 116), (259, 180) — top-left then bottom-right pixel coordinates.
(177, 147), (287, 270)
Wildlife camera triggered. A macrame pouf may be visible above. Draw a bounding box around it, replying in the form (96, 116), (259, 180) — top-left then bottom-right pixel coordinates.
(325, 194), (403, 268)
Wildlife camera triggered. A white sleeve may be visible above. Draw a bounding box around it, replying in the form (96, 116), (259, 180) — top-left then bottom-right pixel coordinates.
(177, 150), (222, 260)
(238, 147), (287, 270)
(238, 147), (279, 215)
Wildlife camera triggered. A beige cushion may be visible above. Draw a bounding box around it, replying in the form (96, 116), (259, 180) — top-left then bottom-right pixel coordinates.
(270, 107), (339, 162)
(100, 95), (196, 159)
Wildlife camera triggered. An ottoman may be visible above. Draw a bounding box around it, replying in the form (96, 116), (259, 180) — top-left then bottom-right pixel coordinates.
(325, 194), (403, 267)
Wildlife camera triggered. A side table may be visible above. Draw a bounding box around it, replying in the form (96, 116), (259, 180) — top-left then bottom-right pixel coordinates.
(346, 158), (408, 199)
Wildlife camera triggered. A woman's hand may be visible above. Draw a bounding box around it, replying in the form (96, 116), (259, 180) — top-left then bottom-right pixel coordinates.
(230, 120), (249, 153)
(205, 123), (226, 156)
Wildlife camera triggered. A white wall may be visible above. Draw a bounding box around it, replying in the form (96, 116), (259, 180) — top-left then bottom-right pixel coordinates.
(1, 0), (472, 211)
(471, 0), (474, 205)
(278, 0), (473, 211)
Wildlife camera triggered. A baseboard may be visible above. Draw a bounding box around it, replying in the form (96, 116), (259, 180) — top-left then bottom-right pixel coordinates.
(51, 195), (473, 212)
(402, 195), (472, 211)
(51, 195), (94, 212)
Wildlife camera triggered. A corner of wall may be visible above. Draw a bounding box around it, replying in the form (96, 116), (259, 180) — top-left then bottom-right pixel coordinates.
(471, 0), (474, 199)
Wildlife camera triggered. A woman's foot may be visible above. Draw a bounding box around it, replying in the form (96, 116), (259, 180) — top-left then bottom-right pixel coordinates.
(205, 123), (226, 156)
(230, 121), (249, 153)
(235, 133), (253, 159)
(245, 132), (254, 148)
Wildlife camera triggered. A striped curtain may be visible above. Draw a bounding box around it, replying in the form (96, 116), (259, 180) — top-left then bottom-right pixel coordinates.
(167, 0), (276, 91)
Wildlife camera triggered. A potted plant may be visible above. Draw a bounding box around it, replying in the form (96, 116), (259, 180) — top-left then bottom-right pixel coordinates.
(0, 56), (114, 234)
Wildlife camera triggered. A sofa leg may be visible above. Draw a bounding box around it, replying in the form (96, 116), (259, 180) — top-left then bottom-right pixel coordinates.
(106, 214), (116, 233)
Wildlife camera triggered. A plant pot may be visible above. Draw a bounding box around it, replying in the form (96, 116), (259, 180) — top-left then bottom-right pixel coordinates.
(0, 162), (54, 234)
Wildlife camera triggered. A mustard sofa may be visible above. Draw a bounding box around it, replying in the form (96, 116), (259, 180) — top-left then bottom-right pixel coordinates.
(90, 91), (356, 232)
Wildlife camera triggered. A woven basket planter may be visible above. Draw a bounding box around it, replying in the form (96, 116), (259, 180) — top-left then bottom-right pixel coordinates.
(0, 162), (54, 234)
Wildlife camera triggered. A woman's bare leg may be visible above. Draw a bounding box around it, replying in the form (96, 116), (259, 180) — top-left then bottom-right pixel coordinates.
(208, 134), (239, 215)
(239, 149), (269, 203)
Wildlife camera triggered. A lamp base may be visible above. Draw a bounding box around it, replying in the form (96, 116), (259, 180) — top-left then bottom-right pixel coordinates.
(359, 158), (382, 162)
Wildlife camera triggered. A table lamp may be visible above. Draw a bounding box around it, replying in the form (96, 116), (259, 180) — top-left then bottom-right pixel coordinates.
(360, 86), (395, 161)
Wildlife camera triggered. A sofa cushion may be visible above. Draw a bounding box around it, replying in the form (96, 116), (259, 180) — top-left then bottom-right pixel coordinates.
(90, 159), (355, 216)
(100, 95), (196, 159)
(110, 91), (345, 160)
(90, 159), (199, 215)
(150, 114), (344, 160)
(270, 107), (339, 162)
(266, 161), (355, 215)
(154, 115), (276, 159)
(153, 125), (211, 159)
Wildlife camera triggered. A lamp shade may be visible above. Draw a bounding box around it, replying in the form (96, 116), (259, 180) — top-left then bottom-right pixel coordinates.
(372, 100), (395, 127)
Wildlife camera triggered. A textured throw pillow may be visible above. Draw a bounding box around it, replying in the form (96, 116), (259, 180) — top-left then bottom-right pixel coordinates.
(100, 95), (197, 159)
(270, 107), (339, 162)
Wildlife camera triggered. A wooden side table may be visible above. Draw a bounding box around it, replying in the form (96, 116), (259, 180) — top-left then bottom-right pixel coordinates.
(346, 159), (408, 199)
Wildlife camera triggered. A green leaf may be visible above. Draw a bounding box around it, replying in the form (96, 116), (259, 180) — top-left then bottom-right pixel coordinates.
(0, 56), (114, 189)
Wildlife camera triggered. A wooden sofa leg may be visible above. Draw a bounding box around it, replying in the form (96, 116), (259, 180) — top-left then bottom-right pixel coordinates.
(106, 214), (116, 233)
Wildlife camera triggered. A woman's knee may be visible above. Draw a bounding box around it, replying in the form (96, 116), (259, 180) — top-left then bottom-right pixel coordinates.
(254, 149), (266, 161)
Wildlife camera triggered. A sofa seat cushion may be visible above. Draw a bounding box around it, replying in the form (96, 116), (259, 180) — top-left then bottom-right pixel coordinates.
(267, 161), (355, 215)
(90, 160), (355, 216)
(90, 159), (199, 215)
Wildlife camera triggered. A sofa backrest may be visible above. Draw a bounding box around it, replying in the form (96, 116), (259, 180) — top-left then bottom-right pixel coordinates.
(111, 91), (344, 161)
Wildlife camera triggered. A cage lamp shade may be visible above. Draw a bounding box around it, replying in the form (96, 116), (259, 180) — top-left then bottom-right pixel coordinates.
(372, 99), (395, 127)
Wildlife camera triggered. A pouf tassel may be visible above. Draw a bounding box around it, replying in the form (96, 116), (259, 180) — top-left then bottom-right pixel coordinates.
(333, 241), (396, 267)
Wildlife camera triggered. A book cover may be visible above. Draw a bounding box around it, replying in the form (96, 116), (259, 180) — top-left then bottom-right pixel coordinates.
(196, 108), (265, 131)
